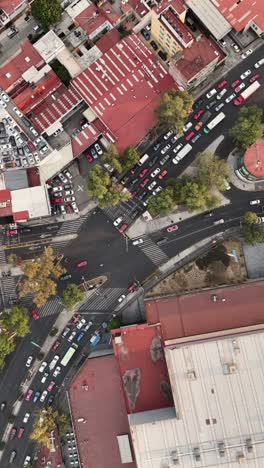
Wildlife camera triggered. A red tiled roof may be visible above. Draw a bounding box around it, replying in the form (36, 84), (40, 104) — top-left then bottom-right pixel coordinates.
(160, 8), (193, 46)
(71, 33), (175, 153)
(0, 189), (12, 217)
(14, 70), (61, 113)
(96, 28), (120, 53)
(145, 282), (264, 341)
(29, 84), (82, 132)
(35, 428), (63, 468)
(0, 0), (24, 15)
(212, 0), (264, 32)
(69, 355), (137, 468)
(100, 1), (120, 25)
(71, 124), (101, 158)
(75, 3), (108, 37)
(113, 323), (172, 414)
(171, 34), (224, 82)
(244, 139), (264, 178)
(0, 40), (44, 91)
(27, 167), (41, 187)
(154, 0), (186, 15)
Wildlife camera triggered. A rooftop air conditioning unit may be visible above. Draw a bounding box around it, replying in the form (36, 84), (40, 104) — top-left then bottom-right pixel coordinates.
(237, 453), (246, 464)
(246, 438), (253, 453)
(228, 364), (237, 374)
(187, 370), (196, 380)
(218, 442), (225, 457)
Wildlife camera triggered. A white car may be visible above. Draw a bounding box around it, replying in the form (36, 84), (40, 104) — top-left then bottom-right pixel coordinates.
(53, 366), (61, 378)
(152, 186), (162, 196)
(58, 173), (67, 184)
(249, 199), (260, 205)
(163, 130), (173, 140)
(254, 58), (264, 69)
(148, 181), (157, 191)
(76, 318), (86, 330)
(83, 321), (93, 332)
(151, 168), (161, 178)
(64, 170), (73, 180)
(231, 43), (240, 53)
(71, 202), (79, 213)
(132, 238), (143, 246)
(13, 106), (23, 117)
(0, 99), (7, 108)
(235, 83), (245, 93)
(183, 122), (192, 132)
(23, 455), (31, 466)
(65, 190), (74, 196)
(215, 103), (224, 112)
(64, 196), (76, 203)
(241, 49), (252, 60)
(40, 145), (48, 155)
(161, 144), (171, 154)
(113, 216), (123, 227)
(173, 143), (183, 153)
(206, 88), (217, 99)
(23, 412), (30, 424)
(216, 88), (227, 100)
(41, 372), (49, 384)
(225, 93), (236, 103)
(240, 69), (251, 80)
(52, 186), (63, 193)
(26, 356), (33, 368)
(29, 126), (38, 137)
(33, 153), (40, 163)
(39, 361), (48, 373)
(49, 355), (60, 370)
(95, 143), (103, 155)
(68, 331), (77, 342)
(1, 91), (9, 102)
(40, 390), (48, 403)
(118, 294), (126, 303)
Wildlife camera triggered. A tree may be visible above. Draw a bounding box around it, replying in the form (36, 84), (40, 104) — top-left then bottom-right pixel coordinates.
(156, 89), (193, 134)
(2, 306), (29, 338)
(243, 211), (258, 225)
(148, 187), (175, 216)
(229, 106), (264, 150)
(87, 165), (131, 207)
(61, 283), (84, 310)
(122, 146), (140, 171)
(0, 334), (15, 369)
(31, 407), (68, 449)
(7, 253), (23, 266)
(31, 0), (61, 30)
(196, 151), (229, 191)
(50, 59), (71, 86)
(241, 223), (264, 245)
(102, 145), (122, 173)
(18, 246), (66, 308)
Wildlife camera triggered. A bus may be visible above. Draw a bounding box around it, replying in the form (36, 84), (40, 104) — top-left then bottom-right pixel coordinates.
(137, 153), (149, 166)
(204, 112), (225, 133)
(61, 343), (78, 367)
(172, 144), (192, 165)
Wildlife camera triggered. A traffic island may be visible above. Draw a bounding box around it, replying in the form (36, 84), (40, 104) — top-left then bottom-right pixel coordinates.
(79, 275), (108, 292)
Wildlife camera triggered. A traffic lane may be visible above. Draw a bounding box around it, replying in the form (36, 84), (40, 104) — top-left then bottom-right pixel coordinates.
(19, 224), (61, 242)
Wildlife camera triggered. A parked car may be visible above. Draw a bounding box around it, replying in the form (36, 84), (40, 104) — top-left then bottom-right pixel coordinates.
(23, 412), (30, 423)
(40, 390), (48, 403)
(240, 69), (251, 80)
(94, 143), (103, 155)
(26, 356), (33, 368)
(52, 340), (61, 352)
(167, 225), (178, 232)
(49, 355), (59, 370)
(38, 361), (48, 373)
(41, 372), (49, 384)
(206, 88), (217, 99)
(241, 48), (252, 60)
(76, 318), (86, 330)
(33, 391), (41, 403)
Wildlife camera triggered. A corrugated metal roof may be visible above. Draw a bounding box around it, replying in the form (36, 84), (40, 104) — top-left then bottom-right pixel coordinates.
(186, 0), (231, 39)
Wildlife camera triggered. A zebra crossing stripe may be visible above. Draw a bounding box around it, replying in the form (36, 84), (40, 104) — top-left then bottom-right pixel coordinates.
(138, 236), (169, 266)
(79, 287), (126, 313)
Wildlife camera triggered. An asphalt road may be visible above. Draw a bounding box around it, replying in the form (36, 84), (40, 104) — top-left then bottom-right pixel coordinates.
(1, 45), (264, 466)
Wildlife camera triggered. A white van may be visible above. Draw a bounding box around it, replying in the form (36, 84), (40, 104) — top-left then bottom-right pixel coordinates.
(132, 238), (143, 246)
(137, 154), (149, 166)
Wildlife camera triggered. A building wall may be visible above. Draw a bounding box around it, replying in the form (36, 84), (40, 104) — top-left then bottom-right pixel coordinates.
(249, 20), (264, 37)
(151, 10), (182, 57)
(237, 157), (264, 182)
(169, 52), (220, 90)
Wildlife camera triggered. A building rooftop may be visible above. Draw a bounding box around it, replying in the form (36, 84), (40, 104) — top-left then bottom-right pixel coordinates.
(160, 7), (193, 47)
(0, 0), (24, 15)
(0, 40), (44, 91)
(95, 28), (120, 53)
(71, 124), (101, 158)
(171, 34), (224, 83)
(186, 0), (231, 40)
(65, 0), (90, 19)
(145, 282), (264, 341)
(33, 30), (65, 63)
(130, 328), (264, 468)
(71, 33), (175, 152)
(100, 1), (120, 25)
(154, 0), (186, 16)
(29, 84), (82, 134)
(243, 139), (264, 179)
(11, 186), (51, 220)
(113, 323), (172, 414)
(0, 189), (12, 217)
(210, 0), (264, 32)
(75, 3), (110, 37)
(68, 354), (137, 468)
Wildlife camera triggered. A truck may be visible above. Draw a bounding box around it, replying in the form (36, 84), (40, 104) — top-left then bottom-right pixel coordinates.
(240, 81), (261, 101)
(137, 153), (149, 166)
(172, 144), (192, 164)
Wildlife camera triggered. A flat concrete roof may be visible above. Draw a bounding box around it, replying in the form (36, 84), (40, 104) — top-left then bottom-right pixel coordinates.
(186, 0), (231, 40)
(11, 185), (50, 219)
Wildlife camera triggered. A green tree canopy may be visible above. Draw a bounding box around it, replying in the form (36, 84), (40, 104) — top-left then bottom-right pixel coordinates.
(242, 223), (264, 245)
(122, 146), (140, 171)
(229, 106), (264, 150)
(102, 145), (122, 173)
(148, 187), (175, 216)
(0, 334), (15, 370)
(19, 246), (66, 308)
(2, 305), (29, 338)
(31, 0), (61, 29)
(87, 165), (131, 207)
(61, 283), (84, 310)
(196, 151), (229, 191)
(31, 407), (67, 449)
(156, 89), (193, 134)
(243, 211), (258, 225)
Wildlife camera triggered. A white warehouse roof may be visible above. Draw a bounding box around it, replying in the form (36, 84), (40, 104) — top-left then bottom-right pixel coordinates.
(11, 186), (51, 219)
(186, 0), (231, 40)
(129, 327), (264, 467)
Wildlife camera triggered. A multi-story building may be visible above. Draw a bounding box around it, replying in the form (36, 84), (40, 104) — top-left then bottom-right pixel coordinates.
(0, 0), (29, 30)
(236, 138), (264, 182)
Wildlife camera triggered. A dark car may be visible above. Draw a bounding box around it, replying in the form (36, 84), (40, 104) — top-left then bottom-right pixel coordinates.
(21, 117), (31, 127)
(150, 40), (158, 51)
(20, 132), (29, 142)
(47, 394), (54, 406)
(158, 50), (167, 61)
(148, 155), (159, 167)
(141, 29), (150, 41)
(206, 100), (217, 110)
(9, 136), (16, 146)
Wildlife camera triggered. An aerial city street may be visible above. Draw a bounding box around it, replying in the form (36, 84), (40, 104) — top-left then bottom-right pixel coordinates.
(0, 0), (263, 467)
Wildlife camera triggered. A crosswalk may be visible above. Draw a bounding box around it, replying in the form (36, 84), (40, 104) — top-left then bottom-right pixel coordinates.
(0, 276), (17, 307)
(137, 236), (169, 266)
(103, 199), (140, 225)
(78, 287), (127, 315)
(55, 212), (91, 237)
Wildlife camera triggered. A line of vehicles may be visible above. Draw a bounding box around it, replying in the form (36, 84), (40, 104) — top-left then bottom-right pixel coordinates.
(49, 169), (79, 216)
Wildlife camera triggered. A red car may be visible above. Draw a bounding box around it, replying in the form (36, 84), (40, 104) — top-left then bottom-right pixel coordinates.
(167, 225), (178, 232)
(51, 198), (63, 204)
(119, 223), (128, 233)
(31, 309), (39, 320)
(217, 79), (227, 89)
(6, 229), (17, 236)
(52, 340), (61, 352)
(77, 260), (87, 268)
(25, 389), (33, 401)
(139, 168), (148, 178)
(234, 95), (244, 106)
(231, 79), (240, 88)
(132, 191), (138, 198)
(47, 380), (56, 392)
(185, 131), (195, 141)
(17, 427), (25, 439)
(85, 153), (94, 163)
(127, 282), (137, 293)
(194, 109), (204, 120)
(140, 177), (149, 188)
(28, 141), (36, 151)
(158, 170), (168, 180)
(249, 73), (260, 83)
